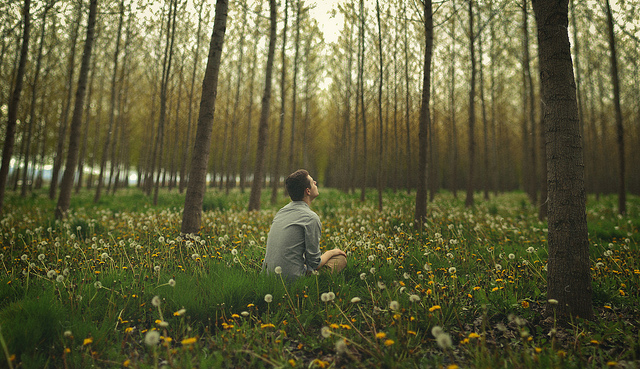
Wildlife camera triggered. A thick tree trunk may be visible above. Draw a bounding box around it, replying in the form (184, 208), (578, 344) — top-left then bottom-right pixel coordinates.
(415, 0), (433, 226)
(248, 0), (277, 211)
(0, 0), (30, 215)
(532, 0), (592, 320)
(56, 0), (98, 219)
(181, 0), (228, 234)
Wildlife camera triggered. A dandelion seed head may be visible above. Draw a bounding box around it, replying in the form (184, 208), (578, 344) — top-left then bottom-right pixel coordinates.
(168, 278), (176, 287)
(264, 294), (273, 303)
(431, 326), (444, 337)
(508, 253), (515, 260)
(144, 330), (160, 346)
(377, 281), (386, 290)
(38, 254), (45, 261)
(152, 296), (161, 307)
(231, 248), (238, 256)
(94, 281), (102, 289)
(495, 264), (502, 271)
(436, 332), (452, 349)
(351, 297), (361, 303)
(47, 270), (57, 278)
(321, 326), (331, 338)
(21, 254), (28, 261)
(448, 267), (457, 274)
(335, 338), (348, 354)
(274, 266), (282, 275)
(409, 294), (421, 303)
(389, 300), (400, 311)
(359, 273), (367, 280)
(56, 275), (64, 283)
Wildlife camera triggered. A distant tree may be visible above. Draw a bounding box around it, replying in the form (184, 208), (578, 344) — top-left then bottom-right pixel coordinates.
(94, 0), (125, 203)
(532, 0), (593, 320)
(56, 0), (98, 219)
(181, 0), (228, 234)
(271, 0), (288, 205)
(465, 0), (477, 208)
(604, 0), (626, 215)
(248, 0), (277, 211)
(49, 0), (83, 200)
(0, 0), (30, 215)
(415, 0), (433, 227)
(21, 0), (53, 197)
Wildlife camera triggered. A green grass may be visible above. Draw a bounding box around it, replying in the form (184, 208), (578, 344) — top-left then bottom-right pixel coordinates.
(0, 187), (638, 368)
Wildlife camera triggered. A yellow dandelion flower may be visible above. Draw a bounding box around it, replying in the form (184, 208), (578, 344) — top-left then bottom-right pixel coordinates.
(535, 347), (542, 353)
(231, 314), (240, 319)
(590, 340), (599, 345)
(64, 348), (71, 354)
(473, 286), (481, 291)
(83, 337), (93, 346)
(261, 323), (276, 329)
(428, 305), (441, 312)
(447, 365), (459, 369)
(607, 362), (618, 367)
(376, 332), (387, 339)
(521, 301), (530, 308)
(181, 337), (197, 345)
(289, 358), (296, 367)
(313, 359), (329, 368)
(557, 350), (566, 358)
(491, 287), (499, 292)
(125, 327), (134, 334)
(384, 339), (395, 346)
(330, 323), (340, 329)
(468, 332), (480, 339)
(407, 330), (417, 335)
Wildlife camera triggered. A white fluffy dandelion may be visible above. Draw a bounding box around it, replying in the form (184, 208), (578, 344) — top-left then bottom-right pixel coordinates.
(274, 266), (282, 275)
(152, 295), (161, 307)
(264, 294), (273, 303)
(144, 330), (160, 346)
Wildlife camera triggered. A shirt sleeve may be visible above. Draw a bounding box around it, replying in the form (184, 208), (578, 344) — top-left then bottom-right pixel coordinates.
(303, 213), (322, 271)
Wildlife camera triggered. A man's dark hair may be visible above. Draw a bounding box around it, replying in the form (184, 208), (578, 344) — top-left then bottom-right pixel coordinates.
(285, 169), (311, 201)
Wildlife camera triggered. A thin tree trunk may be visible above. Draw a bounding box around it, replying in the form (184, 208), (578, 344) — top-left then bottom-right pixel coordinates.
(465, 0), (476, 208)
(94, 0), (124, 203)
(21, 0), (51, 197)
(415, 0), (433, 226)
(0, 0), (30, 215)
(56, 0), (98, 219)
(359, 0), (367, 202)
(605, 0), (626, 214)
(376, 0), (384, 211)
(248, 0), (277, 211)
(288, 0), (302, 173)
(181, 0), (228, 234)
(271, 0), (288, 204)
(50, 0), (83, 200)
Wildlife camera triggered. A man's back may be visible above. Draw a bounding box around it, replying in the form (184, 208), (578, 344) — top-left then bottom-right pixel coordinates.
(262, 201), (322, 278)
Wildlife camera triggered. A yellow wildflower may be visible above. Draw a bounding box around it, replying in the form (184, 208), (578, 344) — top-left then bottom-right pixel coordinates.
(376, 332), (387, 339)
(429, 305), (441, 312)
(181, 337), (197, 345)
(384, 339), (395, 346)
(83, 337), (93, 346)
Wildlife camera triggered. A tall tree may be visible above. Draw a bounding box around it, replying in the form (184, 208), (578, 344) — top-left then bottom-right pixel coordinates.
(604, 0), (626, 215)
(21, 0), (53, 197)
(49, 0), (83, 200)
(465, 0), (477, 208)
(56, 0), (98, 219)
(94, 0), (125, 203)
(181, 0), (228, 234)
(153, 0), (179, 206)
(375, 0), (384, 211)
(358, 0), (367, 202)
(271, 0), (288, 204)
(288, 0), (302, 173)
(248, 0), (277, 211)
(415, 0), (433, 226)
(532, 0), (592, 320)
(0, 0), (30, 215)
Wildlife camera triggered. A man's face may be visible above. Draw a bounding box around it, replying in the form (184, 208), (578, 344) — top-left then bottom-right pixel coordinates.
(307, 175), (319, 200)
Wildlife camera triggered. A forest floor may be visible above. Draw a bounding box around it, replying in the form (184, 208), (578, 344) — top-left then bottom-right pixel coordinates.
(1, 188), (638, 368)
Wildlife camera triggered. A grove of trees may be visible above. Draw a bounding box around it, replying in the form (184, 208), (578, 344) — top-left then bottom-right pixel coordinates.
(1, 0), (638, 217)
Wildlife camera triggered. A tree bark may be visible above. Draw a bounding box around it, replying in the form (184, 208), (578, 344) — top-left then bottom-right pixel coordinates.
(248, 0), (277, 211)
(605, 0), (626, 215)
(415, 0), (433, 227)
(532, 0), (592, 320)
(21, 0), (52, 197)
(49, 0), (83, 200)
(465, 0), (476, 208)
(376, 0), (384, 211)
(271, 0), (288, 204)
(56, 0), (98, 219)
(0, 0), (30, 215)
(181, 0), (228, 234)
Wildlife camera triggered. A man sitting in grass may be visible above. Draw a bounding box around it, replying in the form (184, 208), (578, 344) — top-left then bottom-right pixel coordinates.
(262, 169), (347, 279)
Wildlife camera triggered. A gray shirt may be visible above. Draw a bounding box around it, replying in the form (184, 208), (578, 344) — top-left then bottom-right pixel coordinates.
(262, 201), (322, 278)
